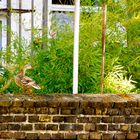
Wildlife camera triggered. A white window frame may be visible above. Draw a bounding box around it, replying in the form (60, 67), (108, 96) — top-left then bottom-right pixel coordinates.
(0, 20), (2, 50)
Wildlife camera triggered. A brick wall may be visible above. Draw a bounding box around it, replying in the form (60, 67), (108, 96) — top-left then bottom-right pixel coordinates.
(0, 94), (140, 140)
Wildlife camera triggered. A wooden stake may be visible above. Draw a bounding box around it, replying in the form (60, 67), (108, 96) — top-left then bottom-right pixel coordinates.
(101, 1), (107, 94)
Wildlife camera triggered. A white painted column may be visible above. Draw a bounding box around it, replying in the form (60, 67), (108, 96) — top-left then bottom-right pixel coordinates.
(42, 0), (52, 38)
(73, 0), (80, 94)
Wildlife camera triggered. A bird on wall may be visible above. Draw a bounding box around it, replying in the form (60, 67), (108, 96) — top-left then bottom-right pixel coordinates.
(15, 64), (41, 94)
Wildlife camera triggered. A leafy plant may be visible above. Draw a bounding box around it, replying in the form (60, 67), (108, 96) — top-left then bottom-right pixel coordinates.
(105, 65), (136, 93)
(0, 0), (140, 94)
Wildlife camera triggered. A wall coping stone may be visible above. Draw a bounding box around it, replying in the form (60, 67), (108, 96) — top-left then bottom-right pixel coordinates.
(0, 94), (139, 107)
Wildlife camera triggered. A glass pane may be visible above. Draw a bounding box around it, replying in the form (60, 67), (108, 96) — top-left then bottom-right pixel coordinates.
(52, 0), (74, 5)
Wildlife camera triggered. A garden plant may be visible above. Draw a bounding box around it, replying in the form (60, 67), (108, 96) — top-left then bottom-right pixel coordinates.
(0, 0), (140, 94)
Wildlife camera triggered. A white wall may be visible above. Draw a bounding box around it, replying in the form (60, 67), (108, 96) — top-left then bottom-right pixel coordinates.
(0, 0), (7, 9)
(0, 0), (7, 50)
(34, 0), (43, 29)
(0, 0), (43, 48)
(0, 16), (7, 50)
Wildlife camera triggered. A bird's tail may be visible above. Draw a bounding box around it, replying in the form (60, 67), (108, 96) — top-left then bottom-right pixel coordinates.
(27, 81), (41, 90)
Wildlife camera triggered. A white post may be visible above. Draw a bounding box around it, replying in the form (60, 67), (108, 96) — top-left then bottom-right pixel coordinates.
(42, 0), (52, 38)
(47, 0), (52, 36)
(73, 0), (80, 94)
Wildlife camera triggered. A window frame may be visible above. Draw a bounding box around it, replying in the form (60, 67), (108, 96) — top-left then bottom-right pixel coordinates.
(0, 20), (2, 50)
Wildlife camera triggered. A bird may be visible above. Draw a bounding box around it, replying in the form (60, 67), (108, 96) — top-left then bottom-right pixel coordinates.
(15, 64), (41, 94)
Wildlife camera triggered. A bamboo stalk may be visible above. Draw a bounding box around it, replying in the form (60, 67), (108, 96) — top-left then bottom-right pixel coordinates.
(101, 1), (107, 94)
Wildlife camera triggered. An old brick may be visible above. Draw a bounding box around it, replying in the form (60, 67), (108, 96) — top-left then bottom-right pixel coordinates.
(102, 133), (114, 140)
(35, 124), (46, 130)
(60, 124), (83, 131)
(137, 101), (140, 107)
(125, 117), (136, 124)
(26, 133), (38, 140)
(39, 116), (51, 122)
(14, 132), (25, 139)
(14, 116), (26, 122)
(123, 108), (131, 115)
(12, 100), (23, 107)
(49, 108), (59, 114)
(89, 117), (101, 123)
(0, 124), (8, 130)
(127, 100), (137, 107)
(73, 124), (83, 131)
(103, 102), (114, 108)
(8, 124), (20, 130)
(82, 107), (94, 115)
(2, 116), (14, 122)
(64, 116), (77, 123)
(25, 107), (36, 114)
(0, 132), (14, 139)
(51, 133), (64, 140)
(113, 116), (125, 123)
(0, 116), (2, 122)
(71, 108), (80, 115)
(0, 107), (9, 114)
(77, 133), (89, 140)
(80, 100), (90, 108)
(114, 133), (126, 140)
(131, 108), (140, 115)
(61, 101), (79, 108)
(0, 101), (12, 107)
(78, 117), (89, 123)
(46, 124), (58, 131)
(85, 124), (95, 131)
(23, 100), (34, 108)
(9, 107), (24, 114)
(36, 107), (48, 114)
(90, 132), (102, 140)
(39, 133), (51, 140)
(29, 115), (39, 122)
(61, 109), (71, 115)
(137, 117), (140, 123)
(47, 101), (60, 107)
(21, 124), (33, 131)
(102, 117), (112, 123)
(132, 125), (140, 132)
(35, 101), (47, 107)
(120, 124), (130, 132)
(107, 108), (119, 115)
(90, 101), (103, 109)
(96, 124), (107, 131)
(102, 108), (108, 115)
(108, 124), (120, 131)
(64, 133), (77, 139)
(114, 102), (126, 108)
(95, 109), (102, 115)
(126, 132), (138, 139)
(60, 124), (72, 131)
(53, 116), (64, 122)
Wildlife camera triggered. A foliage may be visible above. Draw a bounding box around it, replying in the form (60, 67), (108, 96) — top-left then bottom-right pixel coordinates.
(30, 30), (74, 94)
(0, 0), (140, 94)
(105, 64), (136, 93)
